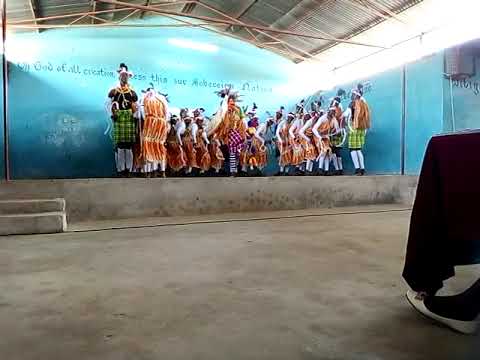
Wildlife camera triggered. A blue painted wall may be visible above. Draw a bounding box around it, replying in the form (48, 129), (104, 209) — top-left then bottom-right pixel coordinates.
(304, 52), (445, 175)
(7, 19), (297, 179)
(404, 53), (444, 174)
(306, 67), (403, 174)
(3, 20), (453, 178)
(443, 54), (480, 132)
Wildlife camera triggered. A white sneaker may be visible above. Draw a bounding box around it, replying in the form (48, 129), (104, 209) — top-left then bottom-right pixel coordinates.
(406, 290), (479, 335)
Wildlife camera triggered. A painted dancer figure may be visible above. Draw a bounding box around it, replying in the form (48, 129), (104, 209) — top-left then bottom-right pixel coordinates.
(327, 98), (345, 175)
(289, 103), (307, 175)
(194, 113), (211, 175)
(299, 112), (321, 175)
(107, 63), (139, 177)
(139, 85), (169, 178)
(254, 117), (275, 173)
(208, 132), (225, 176)
(313, 107), (338, 176)
(208, 87), (246, 177)
(275, 112), (295, 176)
(178, 111), (198, 176)
(345, 84), (371, 176)
(166, 114), (186, 174)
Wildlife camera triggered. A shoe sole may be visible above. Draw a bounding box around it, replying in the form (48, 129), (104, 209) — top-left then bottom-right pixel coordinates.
(406, 291), (478, 335)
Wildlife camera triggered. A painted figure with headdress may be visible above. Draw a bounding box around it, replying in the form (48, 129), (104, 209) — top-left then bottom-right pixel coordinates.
(299, 111), (320, 175)
(208, 87), (246, 176)
(289, 100), (307, 174)
(194, 109), (211, 175)
(313, 105), (341, 175)
(166, 109), (186, 173)
(345, 83), (371, 175)
(328, 96), (347, 175)
(275, 112), (296, 175)
(254, 115), (276, 173)
(107, 63), (139, 176)
(138, 83), (169, 177)
(177, 109), (198, 175)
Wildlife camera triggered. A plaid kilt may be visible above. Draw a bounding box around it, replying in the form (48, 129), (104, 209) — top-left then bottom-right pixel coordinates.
(348, 129), (366, 149)
(331, 132), (343, 147)
(228, 129), (244, 153)
(113, 109), (137, 145)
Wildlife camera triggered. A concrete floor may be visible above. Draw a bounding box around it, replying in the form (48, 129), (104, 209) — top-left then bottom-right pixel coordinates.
(0, 207), (479, 360)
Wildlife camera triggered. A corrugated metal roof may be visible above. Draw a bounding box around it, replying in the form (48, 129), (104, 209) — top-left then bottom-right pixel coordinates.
(6, 0), (424, 62)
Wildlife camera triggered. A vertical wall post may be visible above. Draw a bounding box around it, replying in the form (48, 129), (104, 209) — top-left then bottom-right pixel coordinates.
(400, 65), (406, 175)
(1, 0), (8, 181)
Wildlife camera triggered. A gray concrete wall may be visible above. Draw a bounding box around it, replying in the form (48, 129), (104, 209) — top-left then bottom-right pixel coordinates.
(0, 176), (418, 222)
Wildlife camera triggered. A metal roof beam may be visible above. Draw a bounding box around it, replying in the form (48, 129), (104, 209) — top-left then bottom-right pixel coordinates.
(193, 0), (317, 60)
(28, 0), (41, 33)
(147, 11), (307, 62)
(224, 0), (258, 32)
(95, 0), (386, 49)
(139, 0), (152, 19)
(363, 0), (409, 25)
(8, 6), (134, 24)
(90, 0), (96, 24)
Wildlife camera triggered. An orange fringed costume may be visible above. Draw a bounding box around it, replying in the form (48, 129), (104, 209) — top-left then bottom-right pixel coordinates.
(215, 106), (246, 146)
(278, 124), (292, 167)
(166, 126), (186, 171)
(209, 135), (225, 171)
(317, 120), (332, 155)
(182, 125), (197, 168)
(302, 126), (318, 161)
(352, 99), (371, 130)
(195, 127), (211, 172)
(141, 94), (168, 165)
(253, 138), (267, 169)
(290, 124), (305, 166)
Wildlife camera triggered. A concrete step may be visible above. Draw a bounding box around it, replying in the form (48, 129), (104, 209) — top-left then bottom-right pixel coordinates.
(0, 212), (67, 236)
(0, 198), (65, 215)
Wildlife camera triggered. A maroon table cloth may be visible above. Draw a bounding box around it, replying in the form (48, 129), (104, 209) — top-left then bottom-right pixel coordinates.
(403, 131), (480, 294)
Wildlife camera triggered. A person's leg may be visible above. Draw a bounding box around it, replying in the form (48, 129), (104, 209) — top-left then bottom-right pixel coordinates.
(331, 154), (339, 172)
(357, 150), (365, 175)
(125, 148), (133, 173)
(115, 148), (124, 173)
(337, 155), (343, 171)
(229, 152), (237, 175)
(323, 154), (330, 172)
(350, 149), (360, 173)
(317, 154), (325, 175)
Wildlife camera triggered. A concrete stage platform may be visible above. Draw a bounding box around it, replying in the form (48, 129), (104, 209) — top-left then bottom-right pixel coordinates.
(1, 206), (478, 360)
(0, 176), (417, 223)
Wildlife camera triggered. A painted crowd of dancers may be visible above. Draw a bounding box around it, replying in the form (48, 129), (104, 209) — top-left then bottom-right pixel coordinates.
(107, 63), (371, 178)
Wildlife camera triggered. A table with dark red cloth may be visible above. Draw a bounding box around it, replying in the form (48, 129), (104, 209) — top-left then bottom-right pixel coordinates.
(403, 131), (480, 294)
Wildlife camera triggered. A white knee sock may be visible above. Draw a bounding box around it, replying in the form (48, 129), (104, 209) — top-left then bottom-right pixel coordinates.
(242, 165), (247, 172)
(338, 157), (343, 170)
(318, 155), (325, 171)
(125, 149), (133, 171)
(324, 155), (330, 171)
(331, 155), (339, 171)
(280, 166), (285, 173)
(116, 149), (126, 172)
(306, 160), (313, 172)
(350, 150), (360, 169)
(357, 150), (365, 169)
(160, 161), (166, 172)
